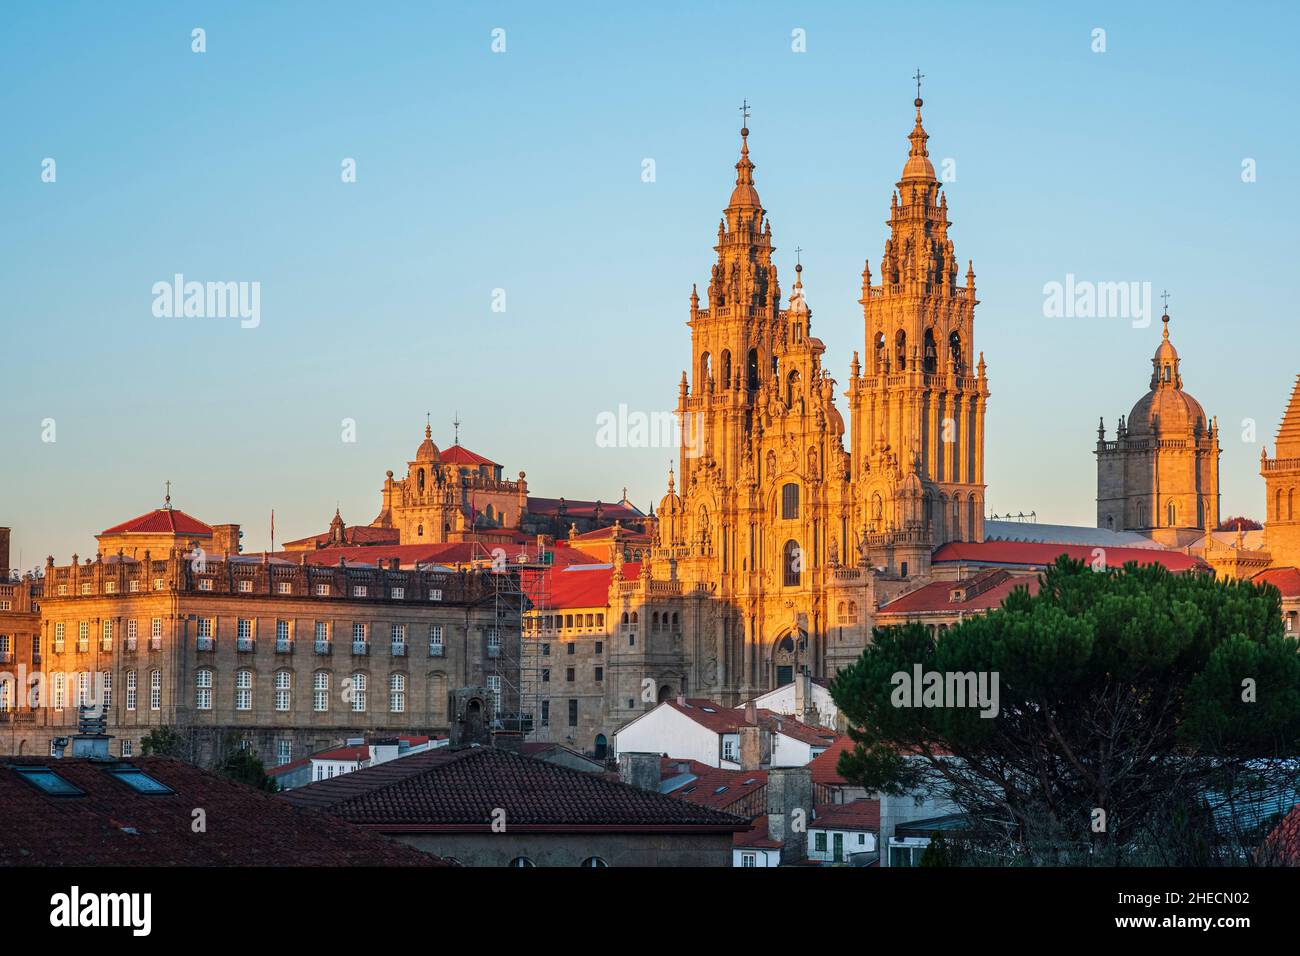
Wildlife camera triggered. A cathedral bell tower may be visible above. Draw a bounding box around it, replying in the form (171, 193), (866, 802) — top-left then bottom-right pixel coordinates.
(849, 90), (989, 568)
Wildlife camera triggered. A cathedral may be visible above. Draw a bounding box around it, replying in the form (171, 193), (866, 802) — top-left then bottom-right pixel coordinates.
(641, 92), (987, 706)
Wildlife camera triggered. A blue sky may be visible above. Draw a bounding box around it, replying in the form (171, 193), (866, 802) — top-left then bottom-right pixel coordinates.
(2, 1), (1297, 567)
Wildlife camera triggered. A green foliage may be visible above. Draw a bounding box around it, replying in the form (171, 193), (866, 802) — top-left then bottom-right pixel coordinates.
(216, 745), (279, 792)
(831, 557), (1300, 864)
(139, 726), (190, 759)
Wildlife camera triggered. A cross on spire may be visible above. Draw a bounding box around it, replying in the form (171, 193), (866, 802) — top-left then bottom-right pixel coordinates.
(453, 411), (461, 445)
(164, 480), (171, 508)
(913, 68), (925, 102)
(739, 99), (750, 131)
(794, 245), (803, 265)
(1160, 289), (1171, 313)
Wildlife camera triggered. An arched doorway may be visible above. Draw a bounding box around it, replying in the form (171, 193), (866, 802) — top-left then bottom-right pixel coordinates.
(594, 734), (608, 760)
(772, 632), (803, 688)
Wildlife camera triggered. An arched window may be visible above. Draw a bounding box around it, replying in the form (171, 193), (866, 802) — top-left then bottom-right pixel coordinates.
(351, 672), (367, 712)
(670, 612), (679, 632)
(417, 524), (424, 537)
(390, 673), (406, 713)
(235, 669), (253, 710)
(313, 671), (330, 712)
(417, 468), (425, 492)
(746, 348), (760, 390)
(274, 670), (291, 711)
(874, 332), (885, 373)
(581, 857), (608, 868)
(1137, 500), (1148, 526)
(1276, 489), (1283, 520)
(923, 328), (938, 374)
(949, 331), (964, 374)
(781, 483), (800, 520)
(594, 734), (608, 759)
(509, 857), (536, 868)
(630, 612), (639, 626)
(894, 330), (907, 371)
(783, 540), (802, 588)
(951, 495), (962, 542)
(195, 668), (213, 710)
(786, 369), (801, 406)
(721, 350), (732, 389)
(967, 496), (976, 539)
(1167, 501), (1176, 526)
(651, 611), (660, 632)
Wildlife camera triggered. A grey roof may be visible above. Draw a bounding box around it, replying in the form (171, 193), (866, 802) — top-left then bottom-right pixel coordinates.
(983, 521), (1165, 550)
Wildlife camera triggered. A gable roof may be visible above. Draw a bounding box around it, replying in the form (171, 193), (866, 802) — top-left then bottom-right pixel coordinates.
(0, 755), (442, 866)
(878, 569), (1041, 615)
(547, 563), (642, 609)
(100, 508), (213, 537)
(439, 444), (500, 467)
(812, 799), (881, 832)
(659, 759), (768, 812)
(807, 737), (855, 786)
(278, 745), (747, 833)
(527, 497), (644, 520)
(1252, 567), (1300, 599)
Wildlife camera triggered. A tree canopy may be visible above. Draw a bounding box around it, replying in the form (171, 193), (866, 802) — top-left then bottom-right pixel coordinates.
(830, 557), (1300, 865)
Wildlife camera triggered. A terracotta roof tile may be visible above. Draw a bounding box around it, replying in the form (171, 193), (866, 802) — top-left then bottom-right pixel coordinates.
(932, 540), (1204, 572)
(100, 508), (213, 537)
(0, 755), (442, 866)
(1252, 566), (1300, 598)
(812, 799), (881, 832)
(279, 746), (747, 832)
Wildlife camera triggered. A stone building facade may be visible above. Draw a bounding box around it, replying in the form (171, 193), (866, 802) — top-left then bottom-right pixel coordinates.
(1, 511), (516, 764)
(1096, 310), (1221, 547)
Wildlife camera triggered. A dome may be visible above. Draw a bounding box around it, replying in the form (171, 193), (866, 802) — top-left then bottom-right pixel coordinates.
(1127, 387), (1207, 437)
(415, 424), (440, 462)
(900, 101), (936, 182)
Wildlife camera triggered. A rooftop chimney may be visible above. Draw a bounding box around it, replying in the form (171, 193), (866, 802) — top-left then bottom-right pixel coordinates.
(619, 752), (662, 792)
(738, 725), (769, 771)
(69, 706), (113, 760)
(744, 700), (758, 725)
(767, 766), (813, 864)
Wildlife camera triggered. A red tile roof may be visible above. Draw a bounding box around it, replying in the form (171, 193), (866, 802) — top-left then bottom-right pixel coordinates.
(661, 698), (835, 743)
(439, 444), (500, 467)
(932, 540), (1204, 572)
(313, 746), (369, 763)
(546, 563), (642, 608)
(279, 746), (747, 833)
(280, 539), (533, 569)
(100, 508), (213, 537)
(661, 759), (768, 812)
(807, 737), (855, 786)
(812, 799), (881, 832)
(1252, 567), (1300, 598)
(1263, 801), (1300, 864)
(733, 815), (783, 849)
(878, 569), (1041, 615)
(0, 755), (443, 866)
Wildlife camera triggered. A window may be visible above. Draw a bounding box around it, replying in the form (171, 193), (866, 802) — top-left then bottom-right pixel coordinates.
(101, 671), (112, 708)
(487, 675), (501, 711)
(121, 740), (133, 757)
(351, 673), (367, 712)
(781, 483), (800, 519)
(150, 670), (162, 710)
(391, 623), (406, 645)
(197, 579), (213, 591)
(353, 623), (367, 643)
(390, 673), (406, 713)
(195, 669), (212, 710)
(315, 583), (330, 596)
(276, 620), (291, 649)
(126, 671), (137, 711)
(580, 857), (608, 868)
(315, 621), (329, 647)
(487, 629), (501, 657)
(197, 618), (213, 638)
(13, 766), (84, 797)
(566, 667), (575, 682)
(741, 852), (756, 867)
(106, 766), (174, 795)
(352, 585), (367, 598)
(235, 670), (253, 710)
(509, 857), (535, 868)
(101, 620), (114, 649)
(53, 673), (67, 709)
(540, 700), (550, 726)
(429, 589), (443, 602)
(815, 832), (827, 852)
(277, 581), (292, 595)
(127, 619), (138, 648)
(567, 642), (575, 655)
(277, 740), (292, 767)
(54, 622), (65, 652)
(78, 621), (89, 651)
(542, 668), (550, 683)
(153, 578), (164, 591)
(151, 618), (163, 646)
(275, 671), (291, 711)
(238, 579), (253, 593)
(313, 672), (330, 712)
(783, 539), (802, 587)
(0, 681), (10, 712)
(77, 672), (90, 707)
(237, 618), (253, 649)
(594, 641), (603, 654)
(594, 666), (603, 682)
(429, 624), (444, 656)
(391, 586), (405, 600)
(568, 698), (578, 727)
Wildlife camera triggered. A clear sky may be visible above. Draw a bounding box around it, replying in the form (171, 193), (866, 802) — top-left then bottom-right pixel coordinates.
(2, 1), (1297, 569)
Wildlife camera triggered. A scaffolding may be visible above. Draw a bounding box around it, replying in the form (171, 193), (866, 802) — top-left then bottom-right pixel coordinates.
(472, 538), (551, 739)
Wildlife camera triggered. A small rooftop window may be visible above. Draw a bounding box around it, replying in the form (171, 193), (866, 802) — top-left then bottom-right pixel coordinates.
(714, 785), (729, 795)
(701, 706), (716, 713)
(12, 766), (84, 797)
(105, 766), (174, 795)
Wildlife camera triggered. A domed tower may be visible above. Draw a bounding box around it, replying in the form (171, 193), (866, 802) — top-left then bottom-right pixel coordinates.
(1096, 309), (1220, 547)
(1260, 374), (1300, 568)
